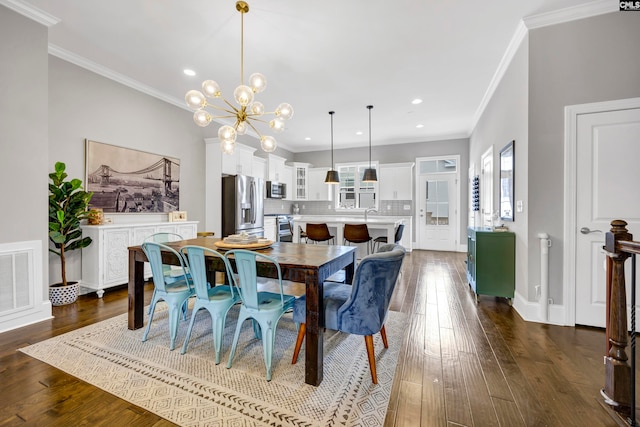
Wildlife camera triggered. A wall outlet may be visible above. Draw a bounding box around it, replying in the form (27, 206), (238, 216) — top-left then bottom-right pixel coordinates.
(387, 204), (391, 210)
(403, 205), (410, 210)
(516, 200), (523, 212)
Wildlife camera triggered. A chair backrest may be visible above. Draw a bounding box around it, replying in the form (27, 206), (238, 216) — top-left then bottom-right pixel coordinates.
(337, 244), (405, 336)
(394, 224), (405, 244)
(344, 223), (371, 243)
(181, 245), (234, 300)
(141, 241), (190, 293)
(145, 232), (184, 243)
(225, 249), (285, 310)
(306, 223), (332, 242)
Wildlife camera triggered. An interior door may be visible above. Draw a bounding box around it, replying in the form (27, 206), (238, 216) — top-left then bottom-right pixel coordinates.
(575, 107), (640, 327)
(418, 173), (457, 251)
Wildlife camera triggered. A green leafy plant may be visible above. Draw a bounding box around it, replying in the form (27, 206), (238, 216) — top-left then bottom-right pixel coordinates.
(48, 161), (93, 286)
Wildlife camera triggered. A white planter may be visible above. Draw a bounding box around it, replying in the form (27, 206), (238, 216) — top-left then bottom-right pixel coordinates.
(49, 282), (79, 306)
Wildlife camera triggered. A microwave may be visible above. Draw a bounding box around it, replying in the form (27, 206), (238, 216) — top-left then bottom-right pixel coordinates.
(266, 181), (286, 199)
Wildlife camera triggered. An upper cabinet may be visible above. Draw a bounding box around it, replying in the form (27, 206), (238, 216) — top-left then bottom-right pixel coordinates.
(379, 162), (414, 200)
(267, 154), (287, 182)
(221, 143), (257, 176)
(282, 165), (294, 201)
(252, 156), (266, 181)
(291, 162), (310, 200)
(308, 167), (333, 201)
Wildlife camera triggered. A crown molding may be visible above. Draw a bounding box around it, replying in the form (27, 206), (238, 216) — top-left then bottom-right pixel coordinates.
(0, 0), (60, 26)
(48, 44), (187, 111)
(523, 0), (618, 29)
(470, 0), (616, 134)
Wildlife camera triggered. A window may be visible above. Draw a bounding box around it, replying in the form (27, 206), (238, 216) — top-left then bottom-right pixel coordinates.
(335, 162), (378, 210)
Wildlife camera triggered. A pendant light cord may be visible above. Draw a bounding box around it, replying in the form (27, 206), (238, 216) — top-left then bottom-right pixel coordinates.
(367, 105), (373, 168)
(330, 111), (335, 170)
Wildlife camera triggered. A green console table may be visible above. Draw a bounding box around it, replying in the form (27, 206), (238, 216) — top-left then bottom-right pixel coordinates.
(466, 227), (515, 303)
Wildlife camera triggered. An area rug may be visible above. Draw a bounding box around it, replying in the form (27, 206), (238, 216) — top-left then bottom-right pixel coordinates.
(20, 303), (407, 426)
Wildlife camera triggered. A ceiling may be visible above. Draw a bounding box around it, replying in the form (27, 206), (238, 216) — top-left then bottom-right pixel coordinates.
(8, 0), (604, 152)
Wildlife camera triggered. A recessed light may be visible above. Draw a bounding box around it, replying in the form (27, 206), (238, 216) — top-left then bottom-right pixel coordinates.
(183, 69), (196, 77)
(416, 124), (424, 128)
(411, 98), (423, 105)
(305, 137), (311, 141)
(356, 131), (363, 135)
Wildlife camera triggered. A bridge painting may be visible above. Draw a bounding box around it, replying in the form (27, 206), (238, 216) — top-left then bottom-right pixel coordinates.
(85, 140), (180, 213)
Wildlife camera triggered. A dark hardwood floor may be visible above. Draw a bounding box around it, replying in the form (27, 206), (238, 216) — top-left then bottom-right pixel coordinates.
(0, 250), (628, 426)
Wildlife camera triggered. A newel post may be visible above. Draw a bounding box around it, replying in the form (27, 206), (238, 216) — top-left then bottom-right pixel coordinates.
(602, 219), (632, 413)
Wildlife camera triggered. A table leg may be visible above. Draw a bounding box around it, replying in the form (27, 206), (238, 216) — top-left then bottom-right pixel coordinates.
(344, 250), (356, 284)
(128, 251), (145, 330)
(305, 270), (324, 386)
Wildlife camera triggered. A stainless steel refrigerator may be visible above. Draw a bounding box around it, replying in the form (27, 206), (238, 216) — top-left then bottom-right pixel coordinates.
(222, 174), (264, 238)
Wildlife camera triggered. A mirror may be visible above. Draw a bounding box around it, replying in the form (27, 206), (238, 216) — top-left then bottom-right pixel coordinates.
(499, 140), (514, 221)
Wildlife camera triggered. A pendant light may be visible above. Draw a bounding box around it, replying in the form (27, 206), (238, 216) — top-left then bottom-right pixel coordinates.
(362, 105), (378, 182)
(325, 111), (340, 184)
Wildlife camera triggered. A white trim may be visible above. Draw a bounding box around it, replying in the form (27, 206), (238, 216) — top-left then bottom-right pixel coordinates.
(512, 290), (566, 325)
(523, 0), (617, 29)
(563, 97), (640, 327)
(470, 0), (615, 136)
(0, 0), (60, 26)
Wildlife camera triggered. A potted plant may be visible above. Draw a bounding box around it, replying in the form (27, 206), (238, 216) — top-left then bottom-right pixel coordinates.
(48, 161), (93, 305)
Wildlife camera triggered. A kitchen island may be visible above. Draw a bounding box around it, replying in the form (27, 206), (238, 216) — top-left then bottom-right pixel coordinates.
(293, 215), (411, 253)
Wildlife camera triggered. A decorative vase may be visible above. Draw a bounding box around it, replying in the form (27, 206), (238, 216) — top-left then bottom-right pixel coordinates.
(49, 281), (80, 306)
(87, 208), (104, 225)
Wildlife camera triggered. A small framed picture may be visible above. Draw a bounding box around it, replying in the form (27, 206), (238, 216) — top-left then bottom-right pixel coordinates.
(169, 211), (187, 222)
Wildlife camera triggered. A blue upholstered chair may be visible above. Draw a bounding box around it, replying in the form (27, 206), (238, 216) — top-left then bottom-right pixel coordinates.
(141, 241), (194, 350)
(180, 245), (241, 364)
(291, 243), (405, 384)
(224, 249), (296, 381)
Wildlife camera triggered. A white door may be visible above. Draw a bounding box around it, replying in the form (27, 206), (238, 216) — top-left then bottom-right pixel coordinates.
(418, 173), (458, 251)
(575, 106), (640, 327)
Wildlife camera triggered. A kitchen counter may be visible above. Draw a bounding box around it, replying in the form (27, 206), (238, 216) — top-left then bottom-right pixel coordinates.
(293, 215), (411, 252)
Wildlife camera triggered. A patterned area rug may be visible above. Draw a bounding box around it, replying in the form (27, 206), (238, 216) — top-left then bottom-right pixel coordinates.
(20, 304), (407, 426)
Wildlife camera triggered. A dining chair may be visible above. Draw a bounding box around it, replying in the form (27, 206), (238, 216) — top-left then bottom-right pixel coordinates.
(291, 243), (405, 384)
(144, 232), (188, 314)
(305, 223), (334, 244)
(141, 241), (194, 350)
(372, 223), (405, 253)
(343, 223), (372, 255)
(224, 249), (296, 381)
(180, 245), (241, 364)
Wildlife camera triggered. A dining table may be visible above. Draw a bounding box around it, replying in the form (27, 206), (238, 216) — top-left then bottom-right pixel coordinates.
(127, 237), (357, 386)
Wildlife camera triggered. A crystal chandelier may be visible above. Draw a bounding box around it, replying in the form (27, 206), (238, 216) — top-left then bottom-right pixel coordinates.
(184, 1), (293, 154)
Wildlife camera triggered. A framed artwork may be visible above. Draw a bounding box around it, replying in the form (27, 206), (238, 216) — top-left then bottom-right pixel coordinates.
(85, 139), (180, 213)
(499, 140), (514, 221)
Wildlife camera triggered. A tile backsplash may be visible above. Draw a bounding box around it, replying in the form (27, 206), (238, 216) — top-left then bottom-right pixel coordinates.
(264, 199), (412, 216)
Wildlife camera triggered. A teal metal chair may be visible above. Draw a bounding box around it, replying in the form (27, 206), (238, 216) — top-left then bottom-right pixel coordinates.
(224, 249), (296, 381)
(142, 241), (194, 350)
(180, 245), (241, 364)
(144, 232), (188, 314)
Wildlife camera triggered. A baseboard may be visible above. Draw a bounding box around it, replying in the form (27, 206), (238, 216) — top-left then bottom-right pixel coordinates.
(0, 301), (53, 334)
(512, 292), (567, 325)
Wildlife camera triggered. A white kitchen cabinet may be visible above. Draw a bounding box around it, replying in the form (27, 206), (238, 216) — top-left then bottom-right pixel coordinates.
(379, 162), (414, 200)
(291, 162), (310, 200)
(283, 165), (294, 201)
(264, 216), (277, 242)
(267, 154), (287, 182)
(307, 168), (334, 201)
(80, 221), (198, 297)
(252, 156), (266, 181)
(221, 143), (257, 176)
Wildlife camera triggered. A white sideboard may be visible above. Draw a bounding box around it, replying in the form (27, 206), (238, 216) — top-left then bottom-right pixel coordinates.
(80, 221), (198, 297)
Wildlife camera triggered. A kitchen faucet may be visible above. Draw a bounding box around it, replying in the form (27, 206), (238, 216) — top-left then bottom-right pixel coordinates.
(364, 208), (378, 222)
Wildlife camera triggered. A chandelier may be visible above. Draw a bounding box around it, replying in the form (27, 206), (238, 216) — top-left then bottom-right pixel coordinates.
(184, 1), (293, 154)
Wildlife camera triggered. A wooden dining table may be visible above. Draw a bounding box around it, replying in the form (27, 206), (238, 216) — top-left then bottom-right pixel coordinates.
(127, 237), (357, 386)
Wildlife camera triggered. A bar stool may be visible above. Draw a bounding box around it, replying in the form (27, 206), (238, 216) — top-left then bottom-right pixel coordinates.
(305, 223), (335, 244)
(343, 223), (372, 255)
(373, 224), (404, 252)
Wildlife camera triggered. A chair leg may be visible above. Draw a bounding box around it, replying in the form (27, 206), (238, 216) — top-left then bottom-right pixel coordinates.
(227, 310), (249, 369)
(180, 304), (202, 354)
(260, 319), (276, 381)
(364, 335), (378, 384)
(142, 296), (160, 342)
(380, 324), (389, 348)
(211, 309), (228, 365)
(291, 323), (306, 364)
